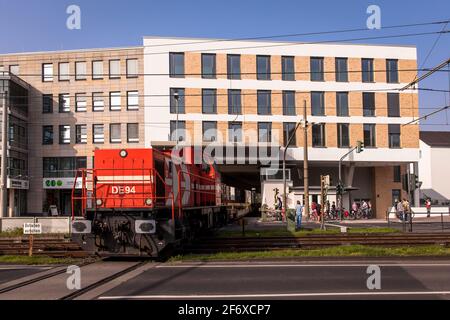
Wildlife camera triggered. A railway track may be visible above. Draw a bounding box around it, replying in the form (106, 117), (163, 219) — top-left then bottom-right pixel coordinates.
(0, 237), (88, 257)
(185, 233), (450, 253)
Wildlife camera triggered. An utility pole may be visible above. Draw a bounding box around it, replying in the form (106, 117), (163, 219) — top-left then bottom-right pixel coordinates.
(0, 92), (8, 218)
(303, 100), (310, 219)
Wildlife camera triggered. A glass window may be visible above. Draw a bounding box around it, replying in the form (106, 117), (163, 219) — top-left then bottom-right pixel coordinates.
(283, 122), (297, 146)
(127, 91), (139, 110)
(75, 93), (87, 112)
(363, 92), (375, 117)
(92, 92), (104, 112)
(336, 92), (349, 116)
(43, 94), (53, 113)
(59, 62), (69, 81)
(312, 123), (326, 147)
(258, 122), (272, 143)
(170, 121), (186, 142)
(42, 126), (53, 145)
(311, 91), (325, 116)
(110, 123), (121, 143)
(59, 125), (71, 144)
(203, 121), (217, 142)
(387, 92), (400, 117)
(337, 123), (350, 148)
(310, 57), (324, 81)
(75, 61), (87, 80)
(93, 124), (104, 143)
(59, 94), (70, 113)
(229, 122), (242, 143)
(335, 58), (348, 82)
(170, 88), (185, 114)
(92, 61), (103, 79)
(42, 63), (53, 82)
(257, 90), (271, 115)
(169, 53), (184, 78)
(126, 59), (138, 78)
(110, 92), (121, 111)
(362, 58), (374, 82)
(202, 89), (217, 114)
(257, 55), (271, 80)
(75, 125), (87, 144)
(228, 89), (241, 114)
(283, 91), (296, 116)
(227, 54), (241, 79)
(282, 56), (295, 81)
(394, 166), (401, 182)
(202, 54), (216, 79)
(127, 123), (139, 143)
(389, 124), (401, 148)
(109, 59), (121, 79)
(386, 59), (399, 83)
(363, 124), (376, 147)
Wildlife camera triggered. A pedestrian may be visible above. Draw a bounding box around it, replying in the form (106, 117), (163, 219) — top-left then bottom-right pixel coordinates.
(295, 200), (303, 230)
(402, 198), (411, 222)
(396, 199), (404, 221)
(277, 196), (283, 221)
(367, 200), (373, 219)
(351, 201), (358, 216)
(426, 198), (432, 218)
(331, 201), (337, 219)
(311, 201), (317, 220)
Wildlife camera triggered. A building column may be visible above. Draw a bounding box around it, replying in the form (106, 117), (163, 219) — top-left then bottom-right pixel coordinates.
(8, 188), (14, 217)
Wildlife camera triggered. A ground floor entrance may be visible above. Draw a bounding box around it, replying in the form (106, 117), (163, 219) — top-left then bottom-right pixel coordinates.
(44, 189), (81, 216)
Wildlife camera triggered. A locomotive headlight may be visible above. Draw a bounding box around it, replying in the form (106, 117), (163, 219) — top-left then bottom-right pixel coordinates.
(119, 149), (128, 158)
(96, 199), (103, 206)
(145, 198), (153, 206)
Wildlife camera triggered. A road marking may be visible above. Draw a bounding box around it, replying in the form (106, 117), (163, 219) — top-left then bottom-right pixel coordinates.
(99, 291), (450, 300)
(158, 263), (450, 268)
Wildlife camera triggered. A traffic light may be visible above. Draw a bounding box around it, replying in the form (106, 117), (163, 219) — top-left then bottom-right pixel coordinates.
(336, 183), (344, 195)
(412, 174), (422, 190)
(356, 141), (365, 153)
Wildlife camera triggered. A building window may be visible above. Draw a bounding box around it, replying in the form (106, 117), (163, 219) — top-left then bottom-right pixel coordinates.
(126, 59), (138, 78)
(59, 125), (71, 144)
(283, 91), (296, 116)
(389, 124), (401, 148)
(109, 92), (121, 111)
(336, 92), (349, 116)
(258, 122), (272, 143)
(58, 62), (70, 81)
(109, 59), (121, 79)
(43, 94), (53, 113)
(75, 93), (87, 112)
(282, 56), (295, 81)
(312, 123), (326, 147)
(363, 92), (375, 117)
(75, 61), (87, 80)
(337, 123), (350, 148)
(257, 55), (271, 80)
(227, 54), (241, 79)
(127, 91), (139, 110)
(42, 126), (53, 145)
(202, 53), (216, 79)
(257, 90), (271, 115)
(394, 166), (401, 182)
(363, 124), (376, 147)
(59, 94), (70, 113)
(9, 65), (19, 75)
(43, 157), (87, 178)
(229, 122), (242, 143)
(169, 53), (184, 78)
(392, 189), (401, 206)
(110, 123), (121, 143)
(170, 121), (186, 142)
(283, 122), (297, 146)
(127, 123), (139, 143)
(310, 57), (324, 81)
(311, 91), (325, 116)
(387, 92), (400, 117)
(92, 92), (104, 112)
(42, 63), (53, 82)
(386, 59), (399, 83)
(203, 121), (217, 142)
(75, 125), (87, 144)
(335, 58), (348, 82)
(93, 124), (104, 143)
(228, 89), (241, 114)
(362, 58), (374, 83)
(170, 88), (185, 114)
(92, 61), (103, 80)
(202, 89), (217, 114)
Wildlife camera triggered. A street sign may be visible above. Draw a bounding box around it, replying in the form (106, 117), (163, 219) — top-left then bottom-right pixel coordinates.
(23, 223), (42, 235)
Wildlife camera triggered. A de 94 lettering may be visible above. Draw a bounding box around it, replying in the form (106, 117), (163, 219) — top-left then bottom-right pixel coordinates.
(222, 304), (270, 316)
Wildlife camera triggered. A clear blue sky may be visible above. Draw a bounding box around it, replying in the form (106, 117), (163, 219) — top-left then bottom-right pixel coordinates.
(1, 0), (449, 131)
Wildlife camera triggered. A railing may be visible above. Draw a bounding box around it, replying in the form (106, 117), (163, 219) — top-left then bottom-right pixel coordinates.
(386, 207), (450, 232)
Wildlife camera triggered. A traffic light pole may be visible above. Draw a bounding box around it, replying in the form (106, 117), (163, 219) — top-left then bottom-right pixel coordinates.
(337, 145), (360, 216)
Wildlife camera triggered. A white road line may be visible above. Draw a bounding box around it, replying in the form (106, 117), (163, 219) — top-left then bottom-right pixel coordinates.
(158, 263), (450, 268)
(99, 291), (450, 300)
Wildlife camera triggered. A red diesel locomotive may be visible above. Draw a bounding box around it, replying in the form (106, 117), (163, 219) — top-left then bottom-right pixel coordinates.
(71, 147), (227, 257)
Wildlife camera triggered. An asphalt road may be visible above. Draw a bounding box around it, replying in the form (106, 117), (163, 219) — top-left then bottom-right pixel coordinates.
(0, 266), (51, 286)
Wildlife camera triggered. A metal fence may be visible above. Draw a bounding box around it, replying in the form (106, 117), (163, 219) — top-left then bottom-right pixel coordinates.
(386, 207), (450, 232)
